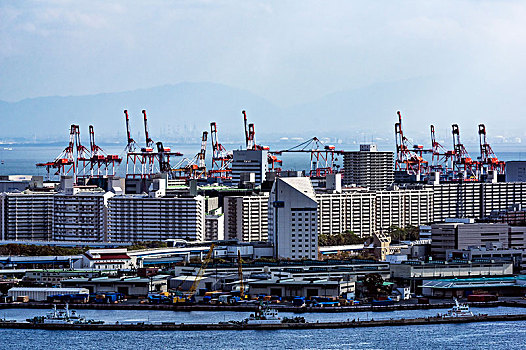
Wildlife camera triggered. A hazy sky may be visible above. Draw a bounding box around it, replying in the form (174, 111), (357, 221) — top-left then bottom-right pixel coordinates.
(2, 0), (526, 109)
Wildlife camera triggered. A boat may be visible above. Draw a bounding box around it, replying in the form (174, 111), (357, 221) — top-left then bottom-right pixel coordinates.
(443, 298), (474, 318)
(244, 303), (282, 325)
(26, 304), (104, 324)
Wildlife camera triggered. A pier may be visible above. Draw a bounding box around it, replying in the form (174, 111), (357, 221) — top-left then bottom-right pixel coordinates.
(1, 313), (526, 331)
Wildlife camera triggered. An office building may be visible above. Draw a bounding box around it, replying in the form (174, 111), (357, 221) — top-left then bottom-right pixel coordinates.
(268, 177), (318, 260)
(231, 149), (268, 187)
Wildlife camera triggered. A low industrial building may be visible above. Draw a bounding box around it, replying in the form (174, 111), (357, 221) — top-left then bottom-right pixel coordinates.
(61, 275), (169, 296)
(390, 261), (514, 280)
(248, 277), (355, 299)
(421, 275), (526, 298)
(24, 269), (103, 286)
(7, 287), (89, 301)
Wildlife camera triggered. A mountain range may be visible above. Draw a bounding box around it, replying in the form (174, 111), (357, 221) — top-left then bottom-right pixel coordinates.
(1, 79), (524, 146)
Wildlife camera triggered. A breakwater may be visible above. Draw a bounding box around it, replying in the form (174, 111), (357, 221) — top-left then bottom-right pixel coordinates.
(1, 313), (526, 331)
(1, 300), (525, 312)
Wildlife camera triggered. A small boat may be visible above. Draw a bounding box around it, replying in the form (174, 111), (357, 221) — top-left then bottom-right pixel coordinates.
(245, 303), (282, 325)
(443, 298), (474, 318)
(27, 304), (103, 324)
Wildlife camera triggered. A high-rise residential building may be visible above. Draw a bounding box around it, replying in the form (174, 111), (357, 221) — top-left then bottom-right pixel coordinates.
(224, 194), (269, 242)
(342, 144), (394, 190)
(429, 182), (526, 221)
(316, 190), (376, 237)
(52, 192), (112, 242)
(231, 150), (268, 187)
(205, 212), (225, 241)
(0, 192), (54, 241)
(107, 195), (206, 242)
(375, 188), (434, 233)
(268, 177), (318, 260)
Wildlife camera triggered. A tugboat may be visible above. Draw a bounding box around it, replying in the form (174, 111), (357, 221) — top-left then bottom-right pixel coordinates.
(27, 304), (104, 324)
(443, 298), (474, 318)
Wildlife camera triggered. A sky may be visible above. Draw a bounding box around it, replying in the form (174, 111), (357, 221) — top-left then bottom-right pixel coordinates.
(1, 0), (526, 144)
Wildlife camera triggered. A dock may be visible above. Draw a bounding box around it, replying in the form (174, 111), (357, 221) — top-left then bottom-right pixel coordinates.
(1, 313), (526, 331)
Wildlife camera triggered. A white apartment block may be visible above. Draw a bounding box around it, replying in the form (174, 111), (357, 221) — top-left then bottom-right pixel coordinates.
(205, 213), (225, 241)
(269, 177), (318, 260)
(224, 194), (269, 242)
(0, 192), (54, 241)
(430, 182), (526, 221)
(107, 195), (206, 242)
(316, 190), (376, 237)
(52, 192), (112, 242)
(375, 189), (434, 233)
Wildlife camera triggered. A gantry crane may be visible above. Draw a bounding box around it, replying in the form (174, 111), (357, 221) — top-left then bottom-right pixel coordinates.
(478, 124), (505, 175)
(452, 124), (478, 179)
(394, 111), (428, 176)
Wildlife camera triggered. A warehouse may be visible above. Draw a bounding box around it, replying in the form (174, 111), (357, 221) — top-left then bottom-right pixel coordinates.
(7, 287), (89, 301)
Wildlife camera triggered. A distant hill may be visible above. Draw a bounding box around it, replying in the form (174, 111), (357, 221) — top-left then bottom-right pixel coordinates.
(1, 78), (523, 146)
(0, 82), (281, 143)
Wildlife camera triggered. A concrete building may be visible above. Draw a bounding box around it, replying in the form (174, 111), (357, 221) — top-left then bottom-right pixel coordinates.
(52, 192), (112, 242)
(391, 261), (514, 280)
(505, 161), (526, 182)
(231, 149), (268, 187)
(107, 195), (206, 242)
(79, 249), (135, 270)
(316, 190), (376, 237)
(61, 275), (169, 296)
(342, 144), (394, 190)
(205, 212), (225, 241)
(375, 188), (433, 233)
(0, 192), (54, 241)
(248, 277), (355, 299)
(431, 222), (511, 259)
(269, 177), (318, 260)
(430, 182), (526, 221)
(224, 194), (269, 242)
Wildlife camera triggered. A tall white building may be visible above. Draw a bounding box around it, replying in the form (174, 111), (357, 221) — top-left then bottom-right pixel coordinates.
(231, 150), (268, 187)
(224, 194), (269, 241)
(269, 177), (318, 260)
(0, 192), (54, 241)
(107, 195), (206, 242)
(52, 192), (113, 242)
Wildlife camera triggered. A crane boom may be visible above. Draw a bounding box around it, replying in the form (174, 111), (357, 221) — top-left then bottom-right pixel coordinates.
(142, 109), (154, 148)
(187, 244), (215, 298)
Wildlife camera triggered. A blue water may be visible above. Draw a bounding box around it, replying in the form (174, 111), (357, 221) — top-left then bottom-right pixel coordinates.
(2, 144), (526, 178)
(0, 307), (525, 349)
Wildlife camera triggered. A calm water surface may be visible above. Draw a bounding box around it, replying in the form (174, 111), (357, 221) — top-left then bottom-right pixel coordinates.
(0, 307), (525, 349)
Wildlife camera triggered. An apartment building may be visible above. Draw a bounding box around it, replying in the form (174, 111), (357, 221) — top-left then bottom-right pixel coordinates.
(53, 192), (112, 242)
(342, 144), (394, 190)
(375, 188), (434, 233)
(224, 194), (269, 242)
(0, 192), (54, 241)
(316, 190), (376, 237)
(107, 195), (206, 242)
